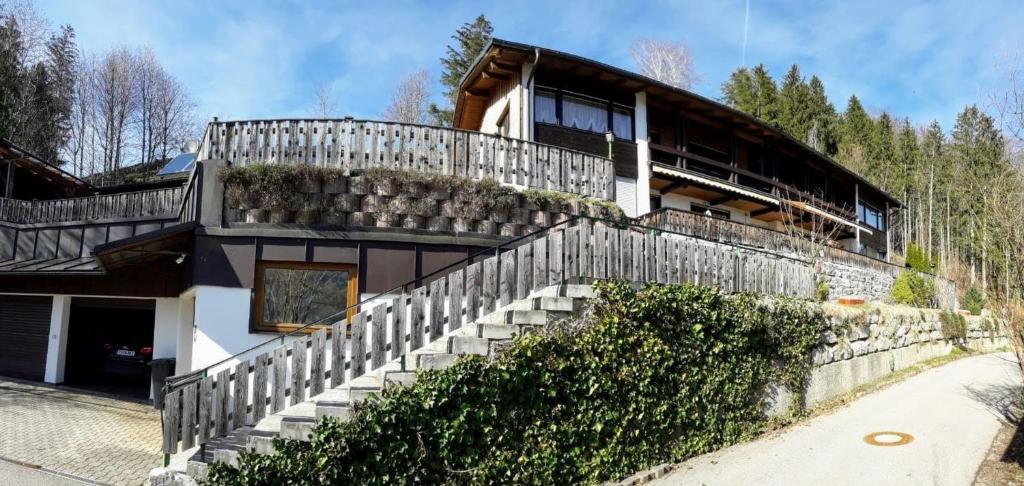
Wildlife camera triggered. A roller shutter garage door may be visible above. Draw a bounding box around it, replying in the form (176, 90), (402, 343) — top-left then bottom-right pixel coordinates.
(0, 295), (52, 381)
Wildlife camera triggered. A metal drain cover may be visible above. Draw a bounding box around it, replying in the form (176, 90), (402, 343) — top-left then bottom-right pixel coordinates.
(863, 431), (914, 446)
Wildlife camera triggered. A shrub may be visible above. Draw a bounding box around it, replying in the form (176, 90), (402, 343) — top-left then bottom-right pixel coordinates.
(207, 282), (825, 485)
(890, 270), (936, 308)
(815, 279), (829, 302)
(963, 284), (986, 316)
(905, 243), (933, 274)
(939, 310), (967, 341)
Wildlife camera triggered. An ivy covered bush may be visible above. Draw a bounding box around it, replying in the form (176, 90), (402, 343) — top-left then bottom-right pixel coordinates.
(963, 284), (986, 316)
(904, 243), (934, 274)
(207, 281), (825, 485)
(890, 270), (937, 308)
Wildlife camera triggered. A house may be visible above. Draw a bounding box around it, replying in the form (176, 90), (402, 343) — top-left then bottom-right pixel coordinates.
(0, 39), (901, 405)
(453, 38), (898, 260)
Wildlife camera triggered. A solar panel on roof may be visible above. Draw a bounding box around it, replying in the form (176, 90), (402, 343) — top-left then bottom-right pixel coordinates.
(157, 153), (196, 176)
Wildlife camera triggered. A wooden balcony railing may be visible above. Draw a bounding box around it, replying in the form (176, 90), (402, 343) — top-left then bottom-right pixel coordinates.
(637, 207), (901, 275)
(198, 119), (616, 200)
(648, 143), (856, 221)
(0, 185), (185, 225)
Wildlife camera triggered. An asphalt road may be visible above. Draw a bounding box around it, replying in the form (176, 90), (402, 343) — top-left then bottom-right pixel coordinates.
(657, 352), (1021, 486)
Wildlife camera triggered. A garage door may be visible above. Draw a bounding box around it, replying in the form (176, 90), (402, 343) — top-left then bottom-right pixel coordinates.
(0, 295), (52, 380)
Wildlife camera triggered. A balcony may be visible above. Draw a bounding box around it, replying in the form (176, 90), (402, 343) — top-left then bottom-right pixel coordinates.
(197, 119), (616, 201)
(0, 185), (187, 225)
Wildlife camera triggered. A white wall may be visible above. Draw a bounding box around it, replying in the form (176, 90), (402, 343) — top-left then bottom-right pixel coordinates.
(43, 295), (70, 383)
(634, 91), (651, 216)
(175, 296), (195, 375)
(190, 286), (261, 373)
(153, 298), (180, 360)
(479, 76), (522, 136)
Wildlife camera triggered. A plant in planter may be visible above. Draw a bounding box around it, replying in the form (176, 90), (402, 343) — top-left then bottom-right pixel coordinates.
(425, 173), (459, 200)
(322, 199), (348, 225)
(296, 195), (322, 225)
(363, 167), (402, 196)
(322, 167), (347, 194)
(399, 171), (430, 198)
(297, 164), (322, 194)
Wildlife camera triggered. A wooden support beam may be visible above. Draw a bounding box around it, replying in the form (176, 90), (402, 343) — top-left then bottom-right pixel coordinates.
(4, 159), (13, 198)
(487, 62), (516, 76)
(481, 71), (510, 82)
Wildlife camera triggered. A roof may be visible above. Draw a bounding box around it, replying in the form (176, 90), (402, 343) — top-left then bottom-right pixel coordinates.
(455, 38), (900, 208)
(0, 137), (94, 194)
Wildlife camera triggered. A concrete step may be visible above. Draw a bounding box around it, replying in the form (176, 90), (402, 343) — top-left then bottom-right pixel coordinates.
(416, 352), (459, 370)
(246, 432), (277, 455)
(315, 401), (353, 421)
(533, 284), (596, 299)
(477, 310), (551, 326)
(448, 335), (491, 355)
(383, 370), (416, 388)
(504, 296), (579, 312)
(279, 416), (316, 441)
(473, 322), (520, 340)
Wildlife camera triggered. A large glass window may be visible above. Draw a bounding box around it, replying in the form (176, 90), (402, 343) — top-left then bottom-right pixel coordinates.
(858, 202), (885, 231)
(562, 95), (608, 133)
(535, 90), (558, 124)
(612, 105), (633, 139)
(254, 262), (358, 332)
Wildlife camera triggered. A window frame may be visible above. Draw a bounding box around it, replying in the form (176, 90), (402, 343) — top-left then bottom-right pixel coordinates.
(690, 203), (731, 220)
(252, 261), (359, 333)
(533, 86), (635, 141)
(858, 202), (885, 231)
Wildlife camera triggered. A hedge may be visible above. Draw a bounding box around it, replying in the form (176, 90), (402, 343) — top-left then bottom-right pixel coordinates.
(207, 281), (825, 485)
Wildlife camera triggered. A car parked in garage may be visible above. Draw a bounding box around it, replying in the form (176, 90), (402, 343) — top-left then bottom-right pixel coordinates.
(103, 342), (154, 377)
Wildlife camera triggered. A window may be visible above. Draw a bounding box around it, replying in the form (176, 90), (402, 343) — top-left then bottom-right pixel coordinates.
(690, 203), (730, 220)
(535, 90), (558, 124)
(650, 195), (662, 210)
(858, 202), (885, 231)
(562, 94), (608, 133)
(254, 262), (358, 332)
(612, 105), (633, 139)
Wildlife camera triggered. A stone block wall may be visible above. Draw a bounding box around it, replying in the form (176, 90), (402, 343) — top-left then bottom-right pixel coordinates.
(821, 260), (896, 302)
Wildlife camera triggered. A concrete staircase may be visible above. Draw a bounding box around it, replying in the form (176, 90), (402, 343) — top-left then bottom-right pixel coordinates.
(187, 284), (595, 477)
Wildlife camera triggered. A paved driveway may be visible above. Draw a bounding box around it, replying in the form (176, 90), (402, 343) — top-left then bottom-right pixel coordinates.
(656, 353), (1022, 486)
(0, 379), (162, 486)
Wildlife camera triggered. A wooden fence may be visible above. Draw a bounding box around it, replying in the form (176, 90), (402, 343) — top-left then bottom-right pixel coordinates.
(160, 218), (815, 455)
(638, 207), (902, 277)
(197, 119), (616, 200)
(0, 186), (184, 224)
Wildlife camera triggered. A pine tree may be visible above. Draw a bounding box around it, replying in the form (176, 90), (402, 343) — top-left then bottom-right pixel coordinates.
(749, 64), (778, 126)
(805, 75), (838, 155)
(428, 14), (492, 127)
(837, 95), (872, 170)
(776, 65), (813, 141)
(869, 113), (897, 191)
(721, 67), (755, 112)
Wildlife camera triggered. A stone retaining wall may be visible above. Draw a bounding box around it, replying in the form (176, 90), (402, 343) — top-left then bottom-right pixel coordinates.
(767, 303), (1007, 415)
(821, 260), (896, 302)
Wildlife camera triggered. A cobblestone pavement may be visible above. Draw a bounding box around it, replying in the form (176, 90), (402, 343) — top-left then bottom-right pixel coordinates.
(0, 379), (161, 486)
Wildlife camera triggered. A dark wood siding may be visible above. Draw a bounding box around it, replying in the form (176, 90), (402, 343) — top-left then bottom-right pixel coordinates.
(534, 123), (637, 178)
(0, 295), (51, 380)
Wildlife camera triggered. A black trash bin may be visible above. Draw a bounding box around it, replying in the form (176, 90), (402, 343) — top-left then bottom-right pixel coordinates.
(150, 358), (176, 409)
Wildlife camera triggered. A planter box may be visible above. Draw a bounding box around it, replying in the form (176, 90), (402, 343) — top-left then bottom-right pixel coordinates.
(427, 216), (451, 232)
(439, 200), (459, 218)
(348, 212), (374, 226)
(301, 178), (321, 194)
(551, 212), (571, 225)
(475, 220), (497, 235)
(523, 225), (541, 235)
(269, 210), (295, 224)
(522, 199), (543, 211)
(296, 209), (320, 225)
(333, 194), (361, 213)
(375, 179), (401, 197)
(376, 214), (401, 228)
(427, 187), (451, 201)
(402, 181), (428, 198)
(489, 208), (510, 223)
(509, 208), (530, 226)
(498, 223), (521, 237)
(529, 210), (551, 227)
(452, 218), (474, 233)
(322, 212), (347, 225)
(348, 176), (370, 195)
(246, 209), (270, 223)
(323, 177), (348, 194)
(412, 198), (438, 217)
(401, 215), (426, 229)
(361, 195), (391, 213)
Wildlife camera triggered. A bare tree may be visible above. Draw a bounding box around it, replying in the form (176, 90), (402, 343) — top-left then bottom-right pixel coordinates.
(152, 71), (197, 160)
(311, 82), (336, 119)
(0, 0), (50, 64)
(382, 69), (432, 124)
(93, 48), (136, 180)
(630, 38), (701, 89)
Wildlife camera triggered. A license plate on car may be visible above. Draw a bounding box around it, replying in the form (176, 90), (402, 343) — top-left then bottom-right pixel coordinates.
(116, 349), (136, 357)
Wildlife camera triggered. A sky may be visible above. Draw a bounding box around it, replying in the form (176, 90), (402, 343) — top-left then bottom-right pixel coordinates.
(36, 0), (1024, 132)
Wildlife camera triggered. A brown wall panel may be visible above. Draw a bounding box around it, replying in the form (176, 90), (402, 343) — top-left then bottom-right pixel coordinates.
(534, 123), (637, 178)
(362, 244), (416, 294)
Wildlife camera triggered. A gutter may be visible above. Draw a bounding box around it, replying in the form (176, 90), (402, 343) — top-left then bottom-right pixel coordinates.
(521, 47), (540, 140)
